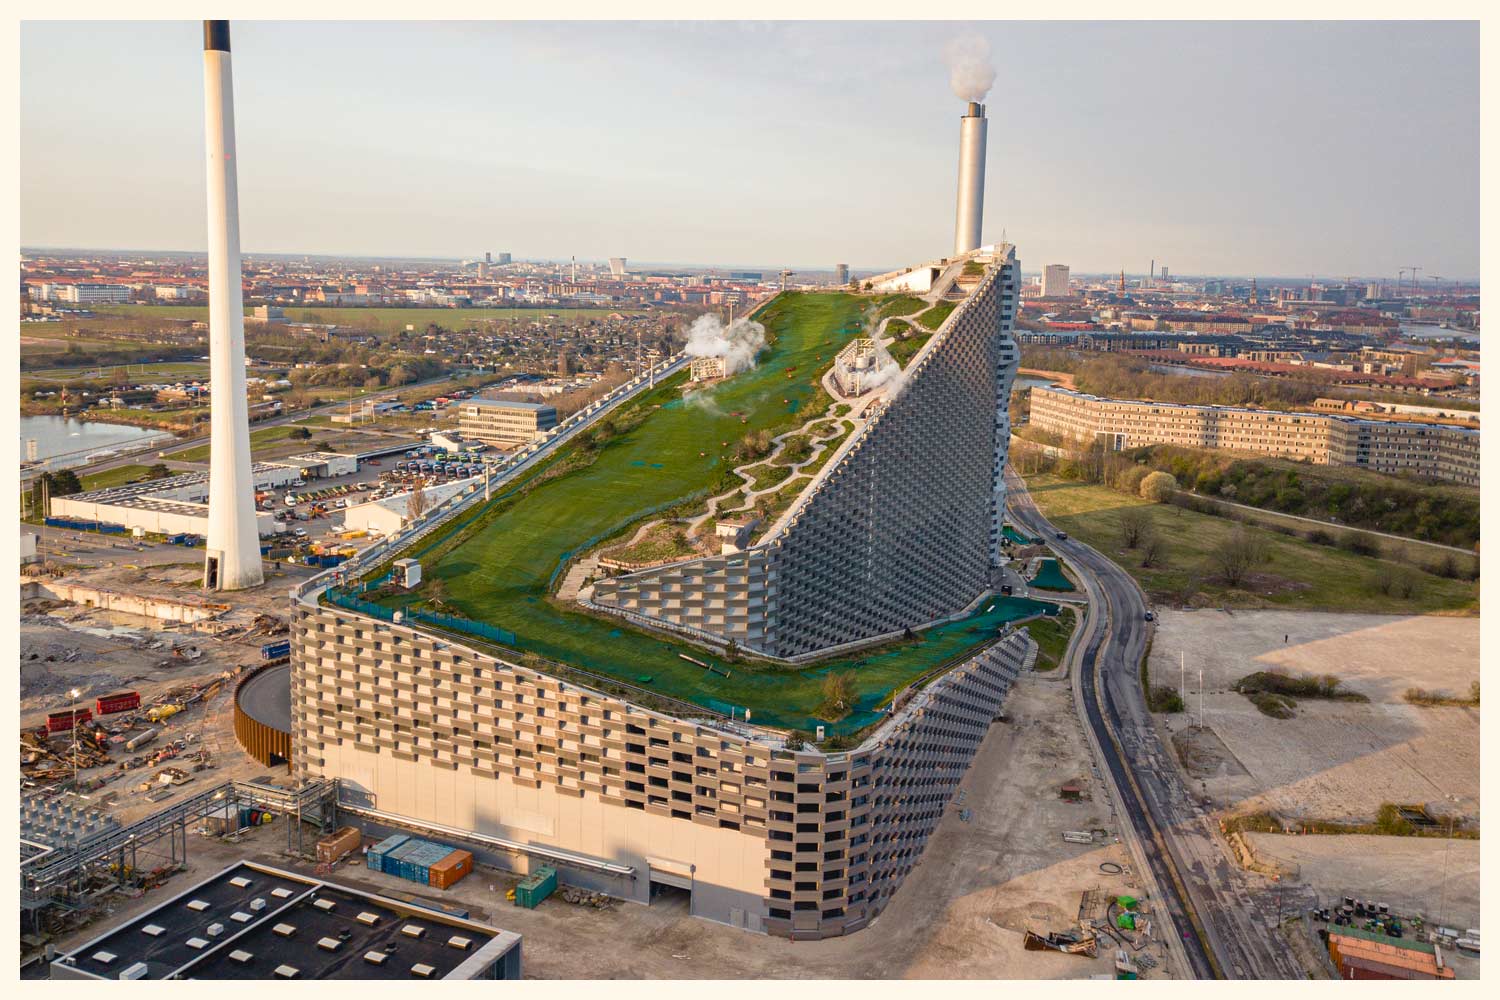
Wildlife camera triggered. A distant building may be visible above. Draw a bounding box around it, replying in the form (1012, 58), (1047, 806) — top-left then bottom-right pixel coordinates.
(252, 304), (285, 323)
(495, 251), (512, 265)
(458, 398), (558, 447)
(47, 283), (131, 304)
(608, 257), (627, 277)
(1041, 264), (1071, 298)
(834, 263), (850, 286)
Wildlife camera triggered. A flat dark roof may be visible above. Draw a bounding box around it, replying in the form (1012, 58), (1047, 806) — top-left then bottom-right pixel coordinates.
(53, 861), (519, 981)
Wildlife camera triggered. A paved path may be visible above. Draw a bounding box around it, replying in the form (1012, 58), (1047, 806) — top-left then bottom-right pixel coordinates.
(1007, 468), (1305, 980)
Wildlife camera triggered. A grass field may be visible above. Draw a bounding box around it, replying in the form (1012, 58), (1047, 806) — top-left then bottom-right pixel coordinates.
(165, 424), (309, 463)
(91, 303), (632, 334)
(25, 360), (211, 382)
(1023, 605), (1077, 671)
(383, 292), (1055, 734)
(78, 464), (156, 491)
(1022, 473), (1478, 615)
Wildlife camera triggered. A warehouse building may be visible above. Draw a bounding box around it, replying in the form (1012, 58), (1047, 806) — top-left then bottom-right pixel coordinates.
(1327, 927), (1456, 980)
(48, 464), (298, 538)
(457, 398), (558, 447)
(50, 860), (522, 980)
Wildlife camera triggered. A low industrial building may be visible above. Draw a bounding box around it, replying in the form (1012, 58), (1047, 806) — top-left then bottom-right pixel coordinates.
(689, 356), (727, 382)
(48, 464), (299, 538)
(1327, 927), (1456, 980)
(283, 452), (360, 479)
(1029, 385), (1480, 486)
(50, 860), (522, 980)
(339, 477), (482, 536)
(457, 398), (557, 447)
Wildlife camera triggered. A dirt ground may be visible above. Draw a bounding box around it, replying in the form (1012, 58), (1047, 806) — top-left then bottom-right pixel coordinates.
(1148, 609), (1479, 823)
(20, 553), (304, 826)
(1246, 833), (1481, 980)
(37, 674), (1177, 980)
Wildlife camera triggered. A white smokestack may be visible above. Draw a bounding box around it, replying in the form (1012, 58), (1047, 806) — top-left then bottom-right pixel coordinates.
(953, 102), (988, 256)
(946, 35), (995, 256)
(202, 20), (263, 591)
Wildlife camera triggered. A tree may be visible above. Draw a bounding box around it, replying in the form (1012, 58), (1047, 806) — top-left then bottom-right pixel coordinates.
(406, 484), (427, 522)
(821, 670), (856, 716)
(1139, 529), (1165, 568)
(724, 639), (741, 663)
(145, 463), (171, 481)
(1139, 471), (1177, 503)
(1211, 526), (1267, 587)
(289, 425), (313, 441)
(1119, 507), (1150, 549)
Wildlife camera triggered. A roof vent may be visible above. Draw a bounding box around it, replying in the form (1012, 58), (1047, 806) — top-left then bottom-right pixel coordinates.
(400, 924), (426, 939)
(274, 964), (301, 979)
(411, 963), (436, 978)
(250, 897), (267, 911)
(186, 937), (210, 950)
(141, 924), (166, 937)
(206, 923), (225, 937)
(273, 923), (296, 937)
(317, 937), (342, 952)
(312, 897), (336, 912)
(229, 876), (252, 888)
(90, 951), (118, 965)
(118, 962), (150, 980)
(271, 887), (295, 899)
(185, 899), (210, 912)
(363, 951), (389, 966)
(228, 950), (253, 964)
(356, 911), (380, 926)
(230, 911), (253, 923)
(446, 935), (473, 951)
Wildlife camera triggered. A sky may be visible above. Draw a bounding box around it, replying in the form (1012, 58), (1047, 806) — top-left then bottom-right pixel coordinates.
(20, 20), (1480, 278)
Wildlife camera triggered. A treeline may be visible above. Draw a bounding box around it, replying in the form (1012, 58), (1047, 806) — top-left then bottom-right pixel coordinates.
(1128, 445), (1479, 550)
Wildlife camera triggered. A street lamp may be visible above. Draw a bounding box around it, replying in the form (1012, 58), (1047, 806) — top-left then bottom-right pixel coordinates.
(68, 687), (83, 792)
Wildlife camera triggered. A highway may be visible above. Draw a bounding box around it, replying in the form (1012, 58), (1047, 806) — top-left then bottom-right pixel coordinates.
(1006, 468), (1305, 980)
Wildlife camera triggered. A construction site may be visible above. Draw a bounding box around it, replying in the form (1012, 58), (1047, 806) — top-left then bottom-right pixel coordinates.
(1146, 608), (1481, 978)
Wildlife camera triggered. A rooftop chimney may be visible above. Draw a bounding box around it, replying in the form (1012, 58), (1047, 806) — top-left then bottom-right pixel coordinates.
(953, 102), (987, 255)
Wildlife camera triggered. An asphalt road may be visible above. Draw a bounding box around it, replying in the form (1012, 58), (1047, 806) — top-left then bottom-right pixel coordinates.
(1005, 468), (1305, 980)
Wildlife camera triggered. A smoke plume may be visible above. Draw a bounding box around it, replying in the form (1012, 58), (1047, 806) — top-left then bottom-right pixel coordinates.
(682, 314), (767, 376)
(684, 390), (725, 416)
(856, 341), (906, 396)
(943, 35), (996, 103)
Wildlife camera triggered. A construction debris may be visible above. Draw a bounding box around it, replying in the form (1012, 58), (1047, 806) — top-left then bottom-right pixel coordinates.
(559, 887), (616, 909)
(1023, 928), (1099, 956)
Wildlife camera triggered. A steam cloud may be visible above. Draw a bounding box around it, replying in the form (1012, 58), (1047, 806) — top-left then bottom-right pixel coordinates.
(684, 390), (725, 416)
(682, 314), (768, 376)
(857, 341), (906, 396)
(943, 35), (996, 103)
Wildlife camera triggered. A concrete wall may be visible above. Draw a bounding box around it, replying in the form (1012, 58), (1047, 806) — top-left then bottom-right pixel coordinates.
(24, 581), (224, 623)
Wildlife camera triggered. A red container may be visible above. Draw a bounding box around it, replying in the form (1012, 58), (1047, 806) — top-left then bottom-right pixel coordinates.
(46, 708), (93, 734)
(94, 691), (141, 715)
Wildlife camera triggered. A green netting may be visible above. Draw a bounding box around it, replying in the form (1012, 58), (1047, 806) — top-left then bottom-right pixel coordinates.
(1003, 525), (1039, 546)
(1030, 558), (1076, 592)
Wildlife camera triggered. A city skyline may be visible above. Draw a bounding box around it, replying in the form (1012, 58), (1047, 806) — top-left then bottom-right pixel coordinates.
(21, 20), (1480, 277)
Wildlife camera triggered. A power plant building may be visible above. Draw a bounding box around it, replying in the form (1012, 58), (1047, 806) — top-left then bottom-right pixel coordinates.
(457, 398), (559, 447)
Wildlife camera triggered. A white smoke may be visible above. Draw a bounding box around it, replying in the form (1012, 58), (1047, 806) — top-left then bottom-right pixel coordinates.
(857, 341), (906, 396)
(684, 390), (724, 416)
(943, 35), (996, 103)
(682, 314), (767, 376)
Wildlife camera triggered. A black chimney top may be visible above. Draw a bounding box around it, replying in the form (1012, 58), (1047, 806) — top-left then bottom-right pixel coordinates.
(204, 20), (231, 52)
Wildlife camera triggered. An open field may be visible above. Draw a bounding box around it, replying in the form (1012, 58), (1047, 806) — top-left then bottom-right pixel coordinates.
(160, 423), (408, 464)
(380, 292), (1052, 734)
(38, 674), (1174, 980)
(90, 303), (634, 333)
(24, 360), (212, 383)
(1022, 474), (1477, 614)
(77, 464), (160, 492)
(1148, 609), (1479, 825)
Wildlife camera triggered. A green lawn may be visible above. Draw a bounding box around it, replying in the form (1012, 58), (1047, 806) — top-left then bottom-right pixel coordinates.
(1024, 605), (1078, 671)
(166, 424), (310, 462)
(376, 291), (1057, 734)
(25, 360), (210, 381)
(1022, 473), (1478, 614)
(79, 464), (156, 491)
(916, 301), (957, 329)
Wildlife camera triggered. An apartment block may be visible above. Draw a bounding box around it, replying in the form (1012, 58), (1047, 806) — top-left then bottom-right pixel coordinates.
(1029, 385), (1479, 486)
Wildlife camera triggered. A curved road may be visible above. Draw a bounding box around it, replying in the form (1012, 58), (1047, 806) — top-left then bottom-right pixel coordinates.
(1006, 468), (1303, 980)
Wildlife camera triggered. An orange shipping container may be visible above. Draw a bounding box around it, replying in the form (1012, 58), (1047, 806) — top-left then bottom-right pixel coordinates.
(316, 826), (363, 864)
(427, 849), (473, 890)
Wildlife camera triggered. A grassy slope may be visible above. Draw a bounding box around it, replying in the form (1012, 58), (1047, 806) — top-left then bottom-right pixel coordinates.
(1022, 473), (1477, 615)
(402, 292), (1054, 732)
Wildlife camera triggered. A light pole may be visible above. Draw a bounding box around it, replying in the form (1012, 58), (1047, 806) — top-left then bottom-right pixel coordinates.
(68, 687), (83, 792)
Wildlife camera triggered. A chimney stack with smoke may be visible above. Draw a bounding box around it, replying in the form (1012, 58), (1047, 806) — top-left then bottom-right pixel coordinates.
(945, 36), (996, 255)
(201, 20), (263, 591)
